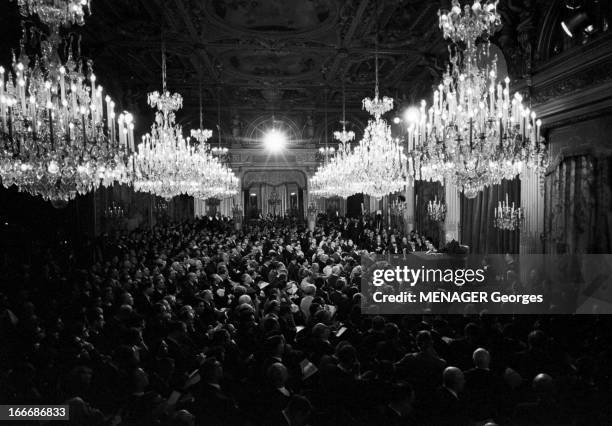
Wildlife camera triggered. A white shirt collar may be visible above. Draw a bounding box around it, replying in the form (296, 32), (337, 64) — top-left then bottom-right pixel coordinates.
(445, 386), (458, 399)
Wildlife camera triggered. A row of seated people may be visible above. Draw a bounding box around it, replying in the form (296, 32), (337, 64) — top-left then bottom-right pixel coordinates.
(0, 216), (609, 425)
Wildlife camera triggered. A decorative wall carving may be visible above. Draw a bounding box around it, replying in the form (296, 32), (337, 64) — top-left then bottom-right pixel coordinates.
(532, 59), (612, 105)
(242, 169), (308, 188)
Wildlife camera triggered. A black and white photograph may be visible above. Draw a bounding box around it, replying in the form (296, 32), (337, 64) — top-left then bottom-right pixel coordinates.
(1, 0), (612, 425)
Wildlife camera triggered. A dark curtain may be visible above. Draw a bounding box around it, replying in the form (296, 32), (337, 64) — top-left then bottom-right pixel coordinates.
(298, 188), (304, 219)
(346, 194), (364, 218)
(415, 181), (444, 248)
(544, 155), (612, 254)
(460, 178), (520, 255)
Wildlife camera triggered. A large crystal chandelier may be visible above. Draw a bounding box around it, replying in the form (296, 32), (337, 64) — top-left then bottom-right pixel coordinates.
(0, 28), (133, 202)
(192, 164), (239, 200)
(408, 0), (547, 198)
(310, 142), (361, 198)
(352, 119), (407, 198)
(352, 42), (410, 198)
(132, 47), (239, 201)
(14, 0), (91, 27)
(311, 50), (409, 199)
(189, 85), (238, 199)
(310, 88), (361, 199)
(131, 40), (198, 199)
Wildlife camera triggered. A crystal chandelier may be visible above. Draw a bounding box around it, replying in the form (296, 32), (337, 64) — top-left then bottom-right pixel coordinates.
(154, 197), (168, 216)
(311, 52), (409, 199)
(438, 0), (500, 45)
(348, 47), (408, 199)
(333, 127), (355, 144)
(188, 84), (238, 199)
(493, 193), (523, 230)
(334, 82), (355, 144)
(210, 94), (229, 158)
(310, 142), (361, 198)
(318, 146), (335, 159)
(131, 41), (237, 200)
(351, 120), (408, 198)
(191, 128), (213, 145)
(15, 0), (91, 27)
(190, 84), (214, 148)
(211, 145), (228, 156)
(0, 28), (133, 202)
(104, 201), (125, 219)
(131, 41), (199, 199)
(311, 84), (358, 198)
(407, 0), (547, 198)
(190, 163), (239, 200)
(427, 196), (446, 222)
(391, 199), (408, 215)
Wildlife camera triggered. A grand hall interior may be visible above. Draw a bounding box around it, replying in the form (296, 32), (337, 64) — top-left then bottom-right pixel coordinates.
(1, 0), (612, 425)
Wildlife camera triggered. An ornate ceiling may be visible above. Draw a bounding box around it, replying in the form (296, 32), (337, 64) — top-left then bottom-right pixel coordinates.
(68, 0), (450, 133)
(1, 0), (580, 144)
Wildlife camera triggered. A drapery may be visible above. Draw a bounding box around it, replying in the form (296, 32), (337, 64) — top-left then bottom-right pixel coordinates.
(194, 195), (238, 218)
(244, 183), (300, 217)
(460, 178), (521, 254)
(543, 154), (612, 254)
(415, 181), (444, 248)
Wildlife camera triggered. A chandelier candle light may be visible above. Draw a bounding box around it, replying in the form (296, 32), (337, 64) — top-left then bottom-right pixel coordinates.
(406, 0), (547, 199)
(350, 45), (408, 198)
(15, 0), (91, 28)
(132, 40), (238, 200)
(0, 27), (133, 202)
(104, 201), (125, 219)
(494, 193), (523, 231)
(427, 196), (447, 222)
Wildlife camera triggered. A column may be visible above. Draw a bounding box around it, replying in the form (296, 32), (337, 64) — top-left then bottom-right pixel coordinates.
(520, 167), (544, 255)
(370, 195), (378, 214)
(443, 181), (460, 244)
(404, 184), (415, 233)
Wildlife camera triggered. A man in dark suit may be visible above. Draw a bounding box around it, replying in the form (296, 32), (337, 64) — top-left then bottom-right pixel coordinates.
(449, 322), (482, 370)
(192, 358), (239, 426)
(395, 330), (446, 396)
(134, 280), (154, 317)
(268, 395), (312, 426)
(512, 373), (567, 426)
(463, 348), (502, 423)
(379, 382), (417, 425)
(431, 366), (469, 426)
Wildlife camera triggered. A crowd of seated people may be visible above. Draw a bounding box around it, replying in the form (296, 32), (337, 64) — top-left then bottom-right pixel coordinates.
(318, 214), (437, 254)
(0, 215), (610, 425)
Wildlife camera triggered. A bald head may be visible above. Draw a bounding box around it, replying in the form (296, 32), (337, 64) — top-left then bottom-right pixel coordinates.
(443, 366), (465, 393)
(533, 373), (553, 395)
(171, 410), (195, 426)
(473, 347), (490, 369)
(267, 362), (289, 388)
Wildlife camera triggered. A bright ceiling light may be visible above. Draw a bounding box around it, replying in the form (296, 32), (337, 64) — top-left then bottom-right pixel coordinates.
(404, 106), (421, 124)
(263, 129), (287, 153)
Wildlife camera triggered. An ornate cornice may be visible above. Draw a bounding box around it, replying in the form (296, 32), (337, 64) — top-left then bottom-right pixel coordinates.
(532, 59), (612, 105)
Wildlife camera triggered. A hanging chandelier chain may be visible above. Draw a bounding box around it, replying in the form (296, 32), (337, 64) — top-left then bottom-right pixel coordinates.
(341, 79), (346, 128)
(199, 80), (203, 129)
(324, 88), (328, 148)
(161, 38), (167, 92)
